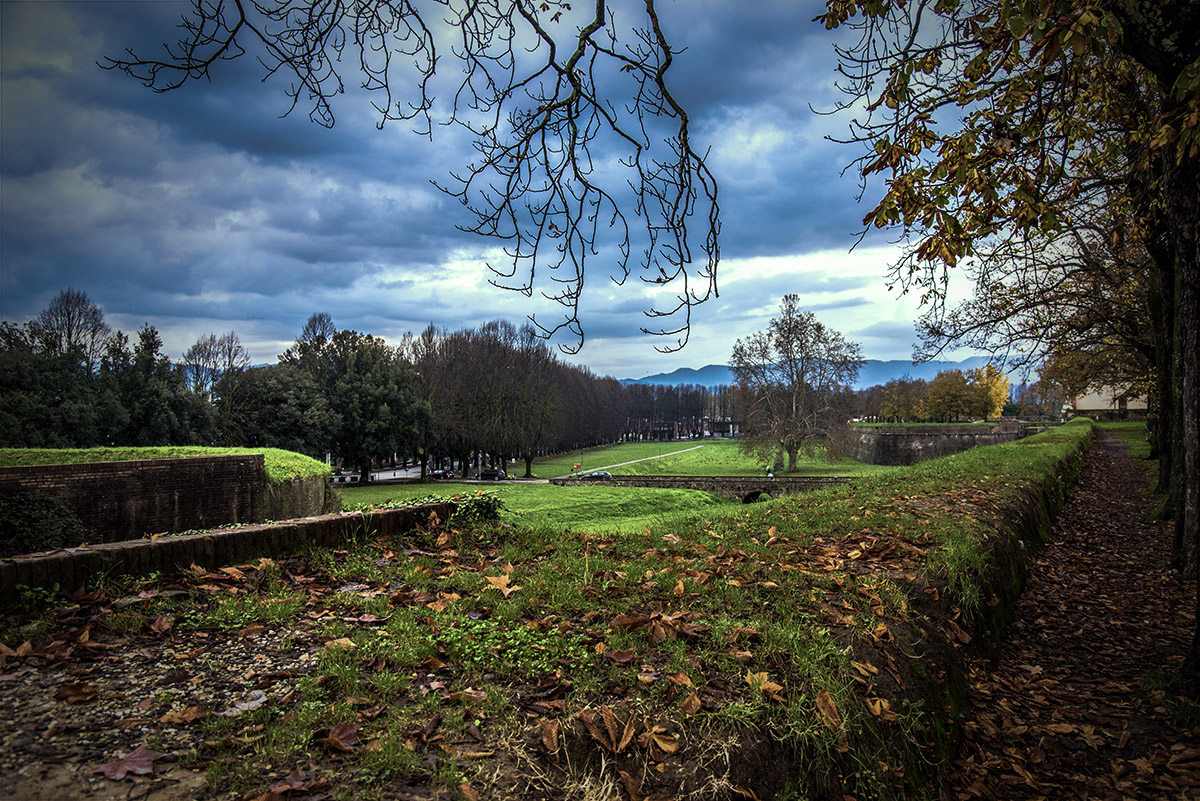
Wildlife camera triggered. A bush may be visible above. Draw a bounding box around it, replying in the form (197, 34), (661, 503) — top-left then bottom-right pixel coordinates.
(0, 492), (90, 557)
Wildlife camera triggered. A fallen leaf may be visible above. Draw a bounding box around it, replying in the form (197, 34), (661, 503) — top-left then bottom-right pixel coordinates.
(159, 705), (209, 724)
(484, 574), (522, 596)
(745, 671), (784, 701)
(148, 615), (174, 634)
(318, 722), (362, 752)
(667, 672), (693, 687)
(270, 768), (321, 794)
(539, 719), (560, 754)
(460, 782), (480, 801)
(681, 691), (702, 714)
(95, 744), (162, 780)
(618, 770), (645, 801)
(218, 689), (268, 717)
(815, 688), (842, 730)
(55, 682), (99, 704)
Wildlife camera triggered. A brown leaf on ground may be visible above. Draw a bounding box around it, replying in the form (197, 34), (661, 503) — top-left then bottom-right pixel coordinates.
(484, 574), (521, 596)
(94, 743), (162, 780)
(159, 705), (209, 724)
(55, 682), (98, 704)
(745, 671), (784, 701)
(618, 769), (645, 801)
(539, 719), (560, 754)
(318, 722), (362, 752)
(815, 688), (842, 730)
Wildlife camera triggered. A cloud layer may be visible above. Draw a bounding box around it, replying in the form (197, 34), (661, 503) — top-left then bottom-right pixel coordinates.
(1, 0), (977, 379)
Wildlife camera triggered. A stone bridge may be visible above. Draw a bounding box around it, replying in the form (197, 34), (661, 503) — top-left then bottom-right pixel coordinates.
(548, 475), (854, 503)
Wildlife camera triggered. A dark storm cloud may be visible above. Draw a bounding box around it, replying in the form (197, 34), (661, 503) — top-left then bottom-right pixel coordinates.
(1, 0), (961, 374)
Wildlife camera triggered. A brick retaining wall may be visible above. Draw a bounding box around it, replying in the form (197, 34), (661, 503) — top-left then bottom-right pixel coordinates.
(0, 455), (269, 543)
(0, 502), (454, 603)
(847, 423), (1029, 466)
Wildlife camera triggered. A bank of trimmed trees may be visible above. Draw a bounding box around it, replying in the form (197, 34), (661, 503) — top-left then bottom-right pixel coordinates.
(2, 293), (732, 480)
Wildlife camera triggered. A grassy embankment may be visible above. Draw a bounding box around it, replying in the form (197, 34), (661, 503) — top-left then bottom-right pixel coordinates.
(0, 419), (1095, 799)
(342, 438), (886, 533)
(533, 437), (878, 477)
(0, 447), (330, 485)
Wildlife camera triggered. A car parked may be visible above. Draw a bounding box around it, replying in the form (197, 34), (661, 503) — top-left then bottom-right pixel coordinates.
(578, 470), (612, 480)
(479, 468), (507, 480)
(428, 469), (453, 479)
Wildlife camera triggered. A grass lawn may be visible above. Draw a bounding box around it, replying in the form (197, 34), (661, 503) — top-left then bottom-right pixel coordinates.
(532, 437), (880, 477)
(1095, 420), (1151, 460)
(1, 421), (1098, 800)
(340, 482), (739, 533)
(0, 446), (330, 485)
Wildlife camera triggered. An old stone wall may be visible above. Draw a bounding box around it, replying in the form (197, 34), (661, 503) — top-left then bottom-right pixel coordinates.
(0, 456), (271, 544)
(848, 423), (1026, 466)
(0, 502), (454, 602)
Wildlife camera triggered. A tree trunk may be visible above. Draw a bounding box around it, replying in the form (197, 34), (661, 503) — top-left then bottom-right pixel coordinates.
(1163, 144), (1200, 698)
(1147, 234), (1175, 495)
(523, 454), (535, 478)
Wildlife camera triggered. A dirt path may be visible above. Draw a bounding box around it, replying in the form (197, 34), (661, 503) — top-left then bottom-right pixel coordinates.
(950, 430), (1199, 800)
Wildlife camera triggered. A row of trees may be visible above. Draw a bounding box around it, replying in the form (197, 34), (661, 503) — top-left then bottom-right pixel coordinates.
(813, 0), (1199, 692)
(0, 292), (738, 480)
(858, 365), (1012, 423)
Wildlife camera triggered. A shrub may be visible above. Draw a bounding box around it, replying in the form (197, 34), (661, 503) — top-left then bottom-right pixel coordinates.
(0, 492), (90, 557)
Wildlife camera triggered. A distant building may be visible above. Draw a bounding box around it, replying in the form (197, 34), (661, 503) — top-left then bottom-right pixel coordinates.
(1069, 385), (1148, 421)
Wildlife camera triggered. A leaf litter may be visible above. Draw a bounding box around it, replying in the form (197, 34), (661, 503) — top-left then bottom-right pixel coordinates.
(0, 428), (1195, 800)
(950, 432), (1199, 800)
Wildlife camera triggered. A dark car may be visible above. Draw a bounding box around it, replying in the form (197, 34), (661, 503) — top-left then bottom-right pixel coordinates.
(578, 470), (612, 480)
(428, 469), (453, 479)
(479, 468), (507, 480)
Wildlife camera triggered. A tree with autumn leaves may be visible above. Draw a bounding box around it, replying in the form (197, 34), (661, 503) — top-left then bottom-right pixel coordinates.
(911, 365), (1008, 422)
(818, 0), (1200, 694)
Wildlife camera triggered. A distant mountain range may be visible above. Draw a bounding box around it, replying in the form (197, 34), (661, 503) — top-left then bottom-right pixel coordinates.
(621, 356), (1007, 392)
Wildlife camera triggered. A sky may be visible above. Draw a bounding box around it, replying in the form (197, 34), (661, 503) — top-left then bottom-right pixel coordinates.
(0, 0), (980, 380)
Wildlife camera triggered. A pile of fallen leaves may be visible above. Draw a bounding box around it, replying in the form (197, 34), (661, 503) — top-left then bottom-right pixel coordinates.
(949, 433), (1199, 801)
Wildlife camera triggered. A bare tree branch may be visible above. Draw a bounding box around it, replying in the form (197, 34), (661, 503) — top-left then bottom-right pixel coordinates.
(102, 0), (719, 352)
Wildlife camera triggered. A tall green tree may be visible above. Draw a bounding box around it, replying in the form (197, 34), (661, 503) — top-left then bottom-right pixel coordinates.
(239, 364), (340, 458)
(284, 319), (429, 482)
(918, 370), (974, 422)
(106, 325), (214, 446)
